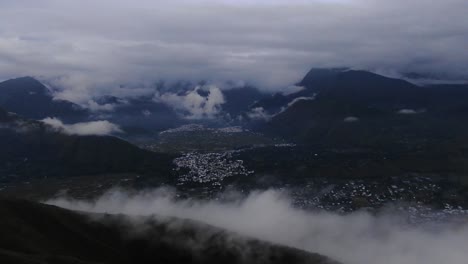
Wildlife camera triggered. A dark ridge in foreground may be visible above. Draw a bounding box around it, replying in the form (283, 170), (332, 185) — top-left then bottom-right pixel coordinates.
(0, 199), (338, 264)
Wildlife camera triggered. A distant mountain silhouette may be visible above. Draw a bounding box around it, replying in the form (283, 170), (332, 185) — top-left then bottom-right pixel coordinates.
(97, 95), (183, 133)
(222, 86), (267, 118)
(0, 77), (273, 132)
(259, 68), (468, 149)
(0, 77), (87, 121)
(298, 68), (349, 87)
(0, 107), (173, 179)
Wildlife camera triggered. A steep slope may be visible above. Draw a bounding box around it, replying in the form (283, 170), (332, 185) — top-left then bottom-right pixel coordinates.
(0, 199), (337, 264)
(254, 69), (423, 114)
(0, 77), (87, 121)
(262, 69), (468, 149)
(0, 107), (173, 180)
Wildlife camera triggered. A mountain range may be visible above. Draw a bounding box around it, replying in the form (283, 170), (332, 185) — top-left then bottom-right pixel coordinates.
(0, 77), (269, 134)
(2, 68), (468, 187)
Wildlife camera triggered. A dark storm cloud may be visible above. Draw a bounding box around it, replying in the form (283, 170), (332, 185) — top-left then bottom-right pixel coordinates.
(0, 0), (467, 103)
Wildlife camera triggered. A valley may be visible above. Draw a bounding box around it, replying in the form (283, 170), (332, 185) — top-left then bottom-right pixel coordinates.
(2, 70), (468, 220)
(2, 2), (468, 263)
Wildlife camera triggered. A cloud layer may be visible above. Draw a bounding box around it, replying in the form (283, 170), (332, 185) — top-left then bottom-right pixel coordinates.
(155, 85), (225, 119)
(47, 188), (468, 264)
(42, 117), (122, 135)
(1, 0), (467, 103)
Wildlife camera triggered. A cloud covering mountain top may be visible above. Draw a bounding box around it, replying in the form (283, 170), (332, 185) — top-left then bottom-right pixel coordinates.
(155, 85), (226, 119)
(0, 0), (467, 103)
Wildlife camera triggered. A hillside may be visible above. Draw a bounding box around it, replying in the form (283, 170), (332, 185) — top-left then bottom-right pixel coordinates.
(261, 69), (468, 149)
(0, 107), (174, 180)
(0, 77), (87, 121)
(0, 199), (336, 264)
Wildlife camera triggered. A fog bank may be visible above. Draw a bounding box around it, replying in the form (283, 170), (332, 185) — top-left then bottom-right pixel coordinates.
(47, 188), (468, 264)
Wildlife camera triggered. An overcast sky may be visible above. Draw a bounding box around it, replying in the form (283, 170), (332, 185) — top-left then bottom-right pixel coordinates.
(0, 0), (467, 102)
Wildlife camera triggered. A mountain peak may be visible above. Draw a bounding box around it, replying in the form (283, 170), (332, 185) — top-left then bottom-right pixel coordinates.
(0, 76), (87, 121)
(0, 76), (49, 95)
(2, 76), (43, 85)
(298, 67), (349, 86)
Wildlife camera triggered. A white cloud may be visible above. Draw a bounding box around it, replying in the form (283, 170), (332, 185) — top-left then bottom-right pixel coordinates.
(282, 85), (305, 95)
(47, 188), (468, 264)
(86, 100), (116, 112)
(155, 85), (225, 119)
(286, 96), (316, 108)
(247, 107), (272, 121)
(397, 109), (425, 115)
(344, 116), (359, 122)
(42, 117), (122, 136)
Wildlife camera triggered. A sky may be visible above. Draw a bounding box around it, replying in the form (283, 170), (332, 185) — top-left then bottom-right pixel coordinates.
(0, 0), (467, 103)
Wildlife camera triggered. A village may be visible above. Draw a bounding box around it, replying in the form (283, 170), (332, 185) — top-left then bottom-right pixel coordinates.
(173, 151), (254, 185)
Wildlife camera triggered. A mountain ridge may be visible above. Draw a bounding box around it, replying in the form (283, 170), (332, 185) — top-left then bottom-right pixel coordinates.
(0, 77), (87, 122)
(0, 107), (174, 180)
(0, 198), (337, 264)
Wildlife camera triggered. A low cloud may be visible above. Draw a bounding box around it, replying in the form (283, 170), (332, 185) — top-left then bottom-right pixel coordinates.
(272, 96), (317, 116)
(42, 117), (122, 135)
(286, 96), (316, 108)
(87, 100), (117, 112)
(343, 116), (359, 122)
(247, 107), (272, 121)
(282, 86), (306, 96)
(155, 85), (225, 119)
(397, 109), (425, 115)
(47, 188), (468, 264)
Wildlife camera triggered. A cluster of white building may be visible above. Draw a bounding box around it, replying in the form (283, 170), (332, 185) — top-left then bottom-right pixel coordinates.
(173, 152), (253, 185)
